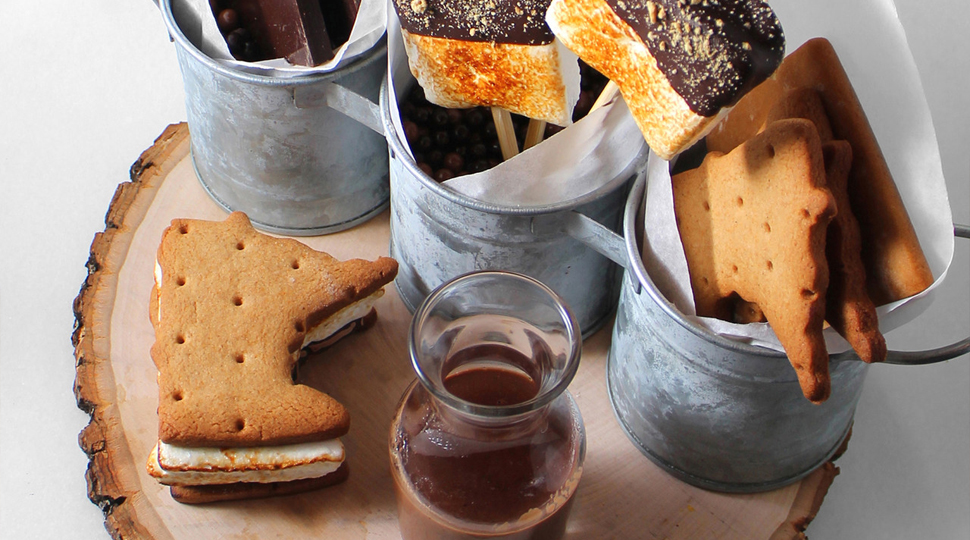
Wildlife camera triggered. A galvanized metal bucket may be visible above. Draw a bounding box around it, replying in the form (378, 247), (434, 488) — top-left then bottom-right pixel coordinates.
(160, 0), (389, 236)
(379, 81), (649, 338)
(568, 173), (970, 492)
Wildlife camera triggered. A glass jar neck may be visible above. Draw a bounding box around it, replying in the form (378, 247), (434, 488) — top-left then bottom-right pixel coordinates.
(408, 271), (582, 420)
(428, 386), (554, 437)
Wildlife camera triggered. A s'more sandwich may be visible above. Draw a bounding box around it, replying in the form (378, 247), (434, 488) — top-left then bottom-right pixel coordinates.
(146, 211), (397, 504)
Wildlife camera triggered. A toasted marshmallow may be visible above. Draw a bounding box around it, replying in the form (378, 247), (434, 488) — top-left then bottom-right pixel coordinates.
(392, 0), (580, 125)
(302, 289), (383, 349)
(546, 0), (784, 160)
(147, 439), (344, 486)
(401, 30), (579, 126)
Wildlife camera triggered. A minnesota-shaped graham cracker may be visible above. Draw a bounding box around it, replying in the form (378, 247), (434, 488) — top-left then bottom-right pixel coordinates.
(150, 212), (398, 446)
(673, 119), (837, 403)
(721, 87), (887, 363)
(821, 141), (887, 363)
(706, 37), (933, 305)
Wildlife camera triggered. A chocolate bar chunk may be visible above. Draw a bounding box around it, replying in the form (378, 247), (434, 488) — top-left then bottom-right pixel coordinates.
(212, 0), (362, 66)
(236, 0), (334, 66)
(320, 0), (361, 50)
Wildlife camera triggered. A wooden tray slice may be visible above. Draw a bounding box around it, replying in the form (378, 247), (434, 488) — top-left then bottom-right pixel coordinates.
(74, 123), (840, 539)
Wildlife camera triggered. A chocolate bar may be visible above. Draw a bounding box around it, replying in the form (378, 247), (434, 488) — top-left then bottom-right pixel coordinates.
(211, 0), (360, 66)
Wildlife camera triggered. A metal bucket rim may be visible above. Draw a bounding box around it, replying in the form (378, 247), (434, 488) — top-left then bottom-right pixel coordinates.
(160, 0), (386, 88)
(622, 172), (793, 360)
(380, 78), (649, 216)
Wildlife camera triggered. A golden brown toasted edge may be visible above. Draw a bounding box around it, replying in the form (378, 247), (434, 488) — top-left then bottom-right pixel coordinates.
(673, 119), (836, 402)
(150, 211), (397, 446)
(707, 37), (933, 305)
(169, 462), (350, 504)
(546, 0), (712, 160)
(821, 141), (887, 363)
(401, 30), (574, 126)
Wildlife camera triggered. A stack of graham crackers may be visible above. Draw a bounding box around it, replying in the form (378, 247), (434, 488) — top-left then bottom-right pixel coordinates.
(671, 38), (933, 403)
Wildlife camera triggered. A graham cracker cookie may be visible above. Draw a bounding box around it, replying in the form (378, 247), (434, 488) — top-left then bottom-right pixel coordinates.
(169, 463), (350, 505)
(147, 212), (397, 502)
(673, 119), (836, 403)
(707, 37), (933, 305)
(821, 140), (887, 363)
(151, 211), (397, 446)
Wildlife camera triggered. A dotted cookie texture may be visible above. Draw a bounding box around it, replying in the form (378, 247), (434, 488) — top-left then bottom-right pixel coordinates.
(150, 212), (398, 446)
(673, 119), (836, 403)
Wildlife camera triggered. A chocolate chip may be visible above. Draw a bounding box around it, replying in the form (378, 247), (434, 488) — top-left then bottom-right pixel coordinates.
(432, 109), (450, 126)
(447, 109), (463, 124)
(226, 28), (249, 56)
(452, 124), (470, 142)
(416, 135), (433, 152)
(414, 106), (431, 124)
(217, 9), (240, 33)
(488, 140), (502, 159)
(433, 130), (450, 148)
(242, 41), (260, 61)
(403, 121), (420, 143)
(443, 152), (464, 172)
(466, 109), (485, 127)
(469, 159), (489, 173)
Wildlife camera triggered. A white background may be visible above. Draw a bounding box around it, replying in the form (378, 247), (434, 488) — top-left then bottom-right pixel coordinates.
(0, 1), (966, 539)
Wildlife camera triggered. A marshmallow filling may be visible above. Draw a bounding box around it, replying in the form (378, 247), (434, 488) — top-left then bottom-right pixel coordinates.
(148, 439), (345, 486)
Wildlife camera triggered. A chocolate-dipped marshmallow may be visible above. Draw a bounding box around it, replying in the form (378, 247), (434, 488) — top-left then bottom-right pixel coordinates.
(393, 0), (580, 126)
(547, 0), (784, 159)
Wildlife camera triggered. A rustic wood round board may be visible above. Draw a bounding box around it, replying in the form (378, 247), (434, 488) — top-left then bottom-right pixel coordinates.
(74, 123), (840, 540)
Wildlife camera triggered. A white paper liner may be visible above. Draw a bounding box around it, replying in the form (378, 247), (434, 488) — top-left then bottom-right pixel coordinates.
(174, 0), (387, 76)
(641, 0), (955, 354)
(386, 12), (646, 208)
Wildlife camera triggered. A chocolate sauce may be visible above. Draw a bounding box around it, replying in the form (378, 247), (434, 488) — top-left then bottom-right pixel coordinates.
(605, 0), (785, 116)
(393, 0), (555, 45)
(390, 345), (583, 539)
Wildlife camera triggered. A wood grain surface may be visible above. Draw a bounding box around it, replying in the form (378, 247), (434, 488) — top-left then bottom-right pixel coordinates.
(73, 123), (840, 539)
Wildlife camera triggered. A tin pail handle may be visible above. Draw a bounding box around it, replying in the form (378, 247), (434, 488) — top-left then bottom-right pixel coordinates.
(562, 214), (969, 365)
(868, 223), (970, 365)
(294, 82), (384, 136)
(542, 211), (641, 294)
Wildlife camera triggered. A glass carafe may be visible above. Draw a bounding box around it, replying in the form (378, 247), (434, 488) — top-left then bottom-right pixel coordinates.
(390, 271), (586, 540)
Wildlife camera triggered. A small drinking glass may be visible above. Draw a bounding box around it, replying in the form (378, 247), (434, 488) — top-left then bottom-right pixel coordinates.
(389, 271), (586, 540)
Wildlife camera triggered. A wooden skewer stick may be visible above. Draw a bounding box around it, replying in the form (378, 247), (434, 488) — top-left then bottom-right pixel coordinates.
(521, 81), (619, 152)
(490, 107), (520, 160)
(493, 81), (619, 159)
(523, 120), (547, 150)
(590, 80), (620, 114)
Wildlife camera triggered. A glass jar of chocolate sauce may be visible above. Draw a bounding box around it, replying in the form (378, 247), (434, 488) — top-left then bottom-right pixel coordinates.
(390, 271), (586, 540)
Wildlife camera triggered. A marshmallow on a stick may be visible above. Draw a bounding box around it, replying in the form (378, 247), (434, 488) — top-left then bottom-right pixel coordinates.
(392, 0), (579, 126)
(547, 0), (785, 160)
